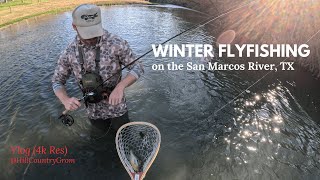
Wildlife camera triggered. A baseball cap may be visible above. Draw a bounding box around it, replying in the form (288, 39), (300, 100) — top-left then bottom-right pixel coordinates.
(72, 4), (103, 39)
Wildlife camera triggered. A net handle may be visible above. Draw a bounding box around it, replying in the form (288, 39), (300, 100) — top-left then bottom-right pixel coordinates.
(132, 172), (143, 180)
(115, 121), (161, 180)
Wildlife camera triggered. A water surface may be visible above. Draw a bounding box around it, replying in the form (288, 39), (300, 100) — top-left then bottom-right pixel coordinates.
(0, 4), (320, 180)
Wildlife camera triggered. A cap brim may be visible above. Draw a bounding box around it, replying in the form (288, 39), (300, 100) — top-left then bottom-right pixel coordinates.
(76, 23), (103, 39)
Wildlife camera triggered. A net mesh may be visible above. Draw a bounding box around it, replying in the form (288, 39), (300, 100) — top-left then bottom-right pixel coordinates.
(116, 122), (161, 175)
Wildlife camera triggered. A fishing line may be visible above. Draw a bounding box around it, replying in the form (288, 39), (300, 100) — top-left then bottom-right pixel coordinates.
(162, 27), (320, 149)
(86, 0), (260, 97)
(60, 0), (260, 125)
(92, 121), (112, 140)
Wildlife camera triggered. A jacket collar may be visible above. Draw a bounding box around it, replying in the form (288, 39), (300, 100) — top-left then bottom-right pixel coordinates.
(76, 29), (108, 49)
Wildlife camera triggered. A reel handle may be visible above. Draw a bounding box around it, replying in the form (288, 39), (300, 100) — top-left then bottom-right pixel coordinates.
(58, 97), (84, 127)
(62, 109), (69, 115)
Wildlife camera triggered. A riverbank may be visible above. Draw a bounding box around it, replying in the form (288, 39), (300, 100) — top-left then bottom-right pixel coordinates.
(0, 0), (152, 29)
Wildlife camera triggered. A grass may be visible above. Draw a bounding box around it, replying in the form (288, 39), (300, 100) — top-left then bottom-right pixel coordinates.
(0, 0), (29, 7)
(0, 0), (153, 29)
(0, 7), (72, 28)
(0, 0), (49, 11)
(0, 0), (49, 7)
(0, 0), (32, 10)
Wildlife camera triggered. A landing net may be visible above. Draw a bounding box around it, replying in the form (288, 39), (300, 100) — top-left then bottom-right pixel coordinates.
(115, 122), (161, 180)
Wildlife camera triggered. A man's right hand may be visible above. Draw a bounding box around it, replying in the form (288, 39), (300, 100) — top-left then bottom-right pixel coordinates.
(62, 97), (81, 111)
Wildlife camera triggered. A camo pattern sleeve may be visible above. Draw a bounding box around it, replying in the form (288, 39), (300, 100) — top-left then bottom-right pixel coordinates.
(51, 30), (144, 120)
(51, 48), (72, 90)
(118, 39), (144, 79)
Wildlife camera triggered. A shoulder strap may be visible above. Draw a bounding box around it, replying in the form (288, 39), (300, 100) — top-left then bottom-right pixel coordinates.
(78, 46), (101, 74)
(95, 47), (101, 74)
(78, 46), (85, 74)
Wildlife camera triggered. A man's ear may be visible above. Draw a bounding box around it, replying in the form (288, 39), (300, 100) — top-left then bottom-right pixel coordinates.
(72, 24), (77, 31)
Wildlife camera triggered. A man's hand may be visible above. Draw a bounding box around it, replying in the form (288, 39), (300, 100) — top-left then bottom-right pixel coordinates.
(107, 73), (137, 105)
(54, 87), (81, 111)
(109, 85), (125, 105)
(62, 97), (81, 111)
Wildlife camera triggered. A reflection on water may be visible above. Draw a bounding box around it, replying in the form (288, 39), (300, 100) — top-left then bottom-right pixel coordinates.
(0, 4), (319, 180)
(190, 83), (320, 179)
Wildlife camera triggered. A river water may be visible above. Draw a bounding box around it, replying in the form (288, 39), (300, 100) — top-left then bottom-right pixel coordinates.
(0, 4), (320, 180)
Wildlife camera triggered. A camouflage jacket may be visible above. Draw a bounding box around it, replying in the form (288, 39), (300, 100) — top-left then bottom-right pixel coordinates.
(52, 30), (143, 120)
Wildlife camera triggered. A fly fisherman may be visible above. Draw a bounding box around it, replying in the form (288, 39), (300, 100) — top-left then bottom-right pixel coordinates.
(52, 4), (143, 134)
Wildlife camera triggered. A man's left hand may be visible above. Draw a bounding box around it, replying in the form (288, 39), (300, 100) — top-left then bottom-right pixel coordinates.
(108, 85), (125, 105)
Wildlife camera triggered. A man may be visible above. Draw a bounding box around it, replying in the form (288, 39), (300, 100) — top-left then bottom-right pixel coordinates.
(52, 4), (143, 133)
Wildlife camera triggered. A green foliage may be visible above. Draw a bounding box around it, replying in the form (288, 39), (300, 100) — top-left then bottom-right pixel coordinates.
(149, 0), (188, 7)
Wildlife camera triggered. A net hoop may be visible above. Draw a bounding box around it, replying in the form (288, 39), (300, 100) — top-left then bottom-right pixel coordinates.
(115, 122), (161, 180)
